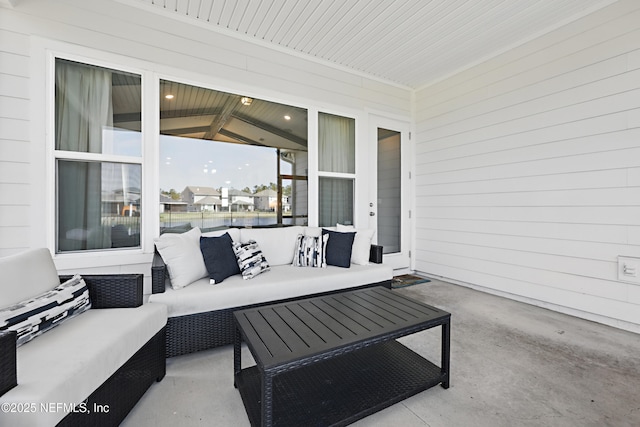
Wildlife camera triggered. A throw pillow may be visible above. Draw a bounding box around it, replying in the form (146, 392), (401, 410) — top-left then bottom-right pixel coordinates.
(0, 274), (91, 347)
(336, 223), (375, 265)
(154, 227), (208, 290)
(200, 233), (241, 284)
(292, 233), (329, 268)
(322, 229), (356, 268)
(233, 240), (270, 279)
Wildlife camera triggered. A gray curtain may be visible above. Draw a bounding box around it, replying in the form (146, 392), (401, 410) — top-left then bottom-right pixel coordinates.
(319, 177), (354, 227)
(55, 60), (113, 251)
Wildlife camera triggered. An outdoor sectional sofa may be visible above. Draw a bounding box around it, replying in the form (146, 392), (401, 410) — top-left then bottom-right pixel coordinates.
(0, 248), (167, 427)
(150, 225), (394, 358)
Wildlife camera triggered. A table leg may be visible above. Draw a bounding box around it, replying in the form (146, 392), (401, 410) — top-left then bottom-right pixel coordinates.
(234, 326), (241, 388)
(441, 319), (450, 389)
(261, 372), (273, 427)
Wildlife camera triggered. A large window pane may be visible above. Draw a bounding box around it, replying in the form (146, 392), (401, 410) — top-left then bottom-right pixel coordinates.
(159, 81), (308, 232)
(319, 177), (353, 227)
(57, 160), (141, 252)
(318, 112), (355, 173)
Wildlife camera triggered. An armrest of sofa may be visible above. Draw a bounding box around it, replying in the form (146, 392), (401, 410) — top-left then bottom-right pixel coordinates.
(151, 251), (167, 294)
(369, 244), (383, 264)
(0, 330), (17, 397)
(59, 274), (143, 308)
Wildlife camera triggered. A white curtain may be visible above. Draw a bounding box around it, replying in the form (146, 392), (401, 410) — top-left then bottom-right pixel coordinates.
(318, 113), (355, 173)
(56, 60), (113, 251)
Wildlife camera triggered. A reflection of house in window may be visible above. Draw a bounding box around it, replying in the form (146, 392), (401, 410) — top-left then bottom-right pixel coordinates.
(254, 189), (276, 211)
(254, 189), (290, 212)
(181, 186), (220, 212)
(227, 189), (254, 212)
(195, 195), (222, 212)
(159, 194), (187, 213)
(101, 187), (140, 216)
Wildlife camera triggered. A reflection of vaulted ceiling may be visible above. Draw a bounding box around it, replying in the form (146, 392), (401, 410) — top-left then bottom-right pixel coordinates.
(161, 80), (307, 150)
(111, 77), (308, 151)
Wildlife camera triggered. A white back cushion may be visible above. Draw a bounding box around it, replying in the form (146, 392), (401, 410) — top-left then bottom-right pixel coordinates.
(0, 248), (60, 307)
(336, 223), (375, 265)
(239, 226), (303, 266)
(154, 227), (207, 289)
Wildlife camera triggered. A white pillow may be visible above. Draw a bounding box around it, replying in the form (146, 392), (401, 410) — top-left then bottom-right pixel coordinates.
(303, 227), (323, 237)
(239, 226), (303, 266)
(336, 223), (375, 265)
(154, 227), (207, 289)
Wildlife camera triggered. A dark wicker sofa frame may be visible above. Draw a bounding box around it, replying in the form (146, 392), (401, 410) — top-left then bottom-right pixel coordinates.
(152, 244), (391, 358)
(0, 274), (166, 427)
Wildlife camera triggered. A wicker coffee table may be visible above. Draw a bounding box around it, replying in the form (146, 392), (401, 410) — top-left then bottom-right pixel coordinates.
(233, 286), (450, 427)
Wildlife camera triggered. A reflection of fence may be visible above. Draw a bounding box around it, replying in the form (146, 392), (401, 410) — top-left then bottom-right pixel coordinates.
(103, 215), (141, 234)
(160, 211), (279, 230)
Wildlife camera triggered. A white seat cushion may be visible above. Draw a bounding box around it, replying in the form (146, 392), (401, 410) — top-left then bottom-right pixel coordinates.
(0, 303), (167, 427)
(149, 263), (393, 317)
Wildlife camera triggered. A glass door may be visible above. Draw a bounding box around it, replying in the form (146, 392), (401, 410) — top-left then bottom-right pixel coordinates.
(369, 116), (411, 270)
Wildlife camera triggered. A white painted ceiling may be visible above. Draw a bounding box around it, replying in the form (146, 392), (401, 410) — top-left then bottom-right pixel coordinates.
(123, 0), (617, 89)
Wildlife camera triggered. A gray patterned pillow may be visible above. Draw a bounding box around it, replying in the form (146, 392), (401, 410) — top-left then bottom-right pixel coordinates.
(233, 240), (270, 279)
(0, 274), (91, 346)
(293, 233), (328, 268)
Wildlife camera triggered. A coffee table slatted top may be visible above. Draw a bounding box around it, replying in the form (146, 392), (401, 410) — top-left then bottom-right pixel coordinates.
(234, 287), (450, 370)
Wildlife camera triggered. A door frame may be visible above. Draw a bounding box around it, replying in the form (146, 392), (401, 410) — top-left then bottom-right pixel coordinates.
(367, 114), (412, 271)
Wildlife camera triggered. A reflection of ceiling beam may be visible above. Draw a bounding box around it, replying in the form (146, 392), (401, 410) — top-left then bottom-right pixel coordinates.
(232, 113), (307, 147)
(114, 108), (225, 124)
(113, 112), (141, 124)
(161, 126), (210, 136)
(204, 97), (238, 140)
(218, 129), (267, 146)
(161, 108), (222, 120)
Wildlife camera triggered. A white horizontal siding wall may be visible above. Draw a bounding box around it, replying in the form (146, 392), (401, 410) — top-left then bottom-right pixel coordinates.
(0, 26), (30, 258)
(0, 0), (410, 287)
(414, 0), (640, 332)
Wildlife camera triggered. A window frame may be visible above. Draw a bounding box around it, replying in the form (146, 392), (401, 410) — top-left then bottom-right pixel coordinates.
(48, 52), (149, 260)
(317, 110), (358, 226)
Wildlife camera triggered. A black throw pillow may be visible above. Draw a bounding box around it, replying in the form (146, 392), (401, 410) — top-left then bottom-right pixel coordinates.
(322, 229), (356, 268)
(200, 233), (241, 284)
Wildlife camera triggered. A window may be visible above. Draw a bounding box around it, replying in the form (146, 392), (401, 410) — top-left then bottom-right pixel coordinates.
(54, 59), (142, 252)
(318, 112), (355, 226)
(158, 80), (308, 232)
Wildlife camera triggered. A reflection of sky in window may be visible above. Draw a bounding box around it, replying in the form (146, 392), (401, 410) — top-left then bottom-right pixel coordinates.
(160, 135), (290, 192)
(102, 127), (141, 157)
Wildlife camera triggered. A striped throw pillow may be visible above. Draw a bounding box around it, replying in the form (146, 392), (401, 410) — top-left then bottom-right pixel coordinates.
(292, 234), (328, 268)
(0, 274), (91, 346)
(233, 240), (270, 279)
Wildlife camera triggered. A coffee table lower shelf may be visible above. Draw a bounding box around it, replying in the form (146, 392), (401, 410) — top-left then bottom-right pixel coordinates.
(235, 340), (446, 427)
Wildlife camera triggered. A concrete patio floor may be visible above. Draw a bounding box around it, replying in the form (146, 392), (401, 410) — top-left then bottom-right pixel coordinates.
(122, 279), (640, 427)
